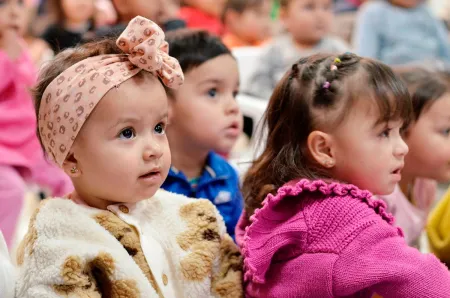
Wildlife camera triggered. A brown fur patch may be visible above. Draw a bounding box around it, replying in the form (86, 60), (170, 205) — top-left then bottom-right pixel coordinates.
(177, 201), (221, 281)
(212, 234), (244, 298)
(54, 255), (100, 297)
(92, 211), (161, 295)
(55, 252), (142, 297)
(111, 280), (140, 298)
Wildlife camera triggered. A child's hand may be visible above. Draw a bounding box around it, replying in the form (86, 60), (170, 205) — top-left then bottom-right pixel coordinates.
(0, 29), (22, 61)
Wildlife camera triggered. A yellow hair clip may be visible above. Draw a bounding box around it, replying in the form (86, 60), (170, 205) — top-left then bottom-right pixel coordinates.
(334, 58), (341, 64)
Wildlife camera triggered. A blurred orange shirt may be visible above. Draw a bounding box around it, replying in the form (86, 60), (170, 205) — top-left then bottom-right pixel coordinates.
(222, 33), (268, 49)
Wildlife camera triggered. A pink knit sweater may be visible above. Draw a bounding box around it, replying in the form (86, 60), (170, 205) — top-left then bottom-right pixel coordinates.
(237, 179), (450, 297)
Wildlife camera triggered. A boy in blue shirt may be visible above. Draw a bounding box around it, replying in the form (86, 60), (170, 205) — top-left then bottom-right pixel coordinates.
(162, 29), (244, 239)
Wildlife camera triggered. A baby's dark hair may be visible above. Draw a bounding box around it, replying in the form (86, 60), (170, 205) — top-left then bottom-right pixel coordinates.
(221, 0), (266, 23)
(394, 67), (450, 122)
(165, 29), (231, 74)
(34, 37), (135, 151)
(242, 53), (412, 217)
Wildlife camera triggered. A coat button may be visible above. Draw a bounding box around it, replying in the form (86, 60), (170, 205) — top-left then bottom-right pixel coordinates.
(119, 205), (129, 214)
(162, 274), (168, 286)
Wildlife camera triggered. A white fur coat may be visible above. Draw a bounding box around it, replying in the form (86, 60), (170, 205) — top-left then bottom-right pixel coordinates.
(15, 189), (243, 298)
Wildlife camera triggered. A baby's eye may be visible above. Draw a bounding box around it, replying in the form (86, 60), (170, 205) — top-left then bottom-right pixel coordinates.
(442, 128), (450, 136)
(207, 88), (217, 98)
(119, 128), (135, 139)
(154, 123), (165, 135)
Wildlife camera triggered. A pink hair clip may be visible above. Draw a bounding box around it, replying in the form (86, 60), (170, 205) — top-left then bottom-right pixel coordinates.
(331, 65), (338, 71)
(323, 81), (331, 89)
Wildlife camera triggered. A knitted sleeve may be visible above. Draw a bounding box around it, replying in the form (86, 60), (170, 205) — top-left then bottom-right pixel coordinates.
(332, 222), (450, 297)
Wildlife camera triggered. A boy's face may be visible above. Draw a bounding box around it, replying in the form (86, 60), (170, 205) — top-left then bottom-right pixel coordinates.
(184, 0), (226, 18)
(281, 0), (333, 46)
(167, 54), (243, 156)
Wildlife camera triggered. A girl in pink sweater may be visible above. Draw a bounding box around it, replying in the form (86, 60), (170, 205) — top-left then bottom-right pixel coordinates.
(236, 53), (450, 297)
(0, 0), (72, 248)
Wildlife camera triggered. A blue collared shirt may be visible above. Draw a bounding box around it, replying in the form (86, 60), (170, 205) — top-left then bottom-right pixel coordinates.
(162, 152), (243, 239)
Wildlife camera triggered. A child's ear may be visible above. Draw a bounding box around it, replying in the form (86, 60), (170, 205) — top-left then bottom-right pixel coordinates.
(307, 131), (336, 168)
(62, 152), (82, 178)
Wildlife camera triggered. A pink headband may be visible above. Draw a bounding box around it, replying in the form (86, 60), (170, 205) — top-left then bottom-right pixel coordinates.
(38, 16), (184, 166)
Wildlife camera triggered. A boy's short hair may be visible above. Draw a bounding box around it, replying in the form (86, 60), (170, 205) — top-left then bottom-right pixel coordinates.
(222, 0), (266, 23)
(165, 29), (231, 74)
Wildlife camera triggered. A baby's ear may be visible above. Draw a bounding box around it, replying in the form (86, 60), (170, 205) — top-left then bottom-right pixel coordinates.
(62, 152), (81, 177)
(307, 130), (336, 168)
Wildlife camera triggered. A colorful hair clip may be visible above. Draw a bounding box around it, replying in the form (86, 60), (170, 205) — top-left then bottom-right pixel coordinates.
(323, 81), (331, 89)
(344, 52), (352, 55)
(330, 65), (338, 71)
(334, 58), (341, 64)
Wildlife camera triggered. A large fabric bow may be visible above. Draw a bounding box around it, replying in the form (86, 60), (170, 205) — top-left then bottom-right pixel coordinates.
(39, 16), (184, 166)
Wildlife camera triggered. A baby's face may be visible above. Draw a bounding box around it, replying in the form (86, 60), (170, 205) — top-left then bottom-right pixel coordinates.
(403, 93), (450, 182)
(69, 74), (171, 205)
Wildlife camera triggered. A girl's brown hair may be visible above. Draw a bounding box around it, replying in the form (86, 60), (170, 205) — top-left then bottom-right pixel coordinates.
(395, 67), (450, 122)
(242, 53), (412, 217)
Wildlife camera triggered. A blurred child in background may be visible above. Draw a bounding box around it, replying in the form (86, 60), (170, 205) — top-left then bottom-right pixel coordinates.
(42, 0), (95, 53)
(0, 0), (72, 249)
(379, 68), (450, 247)
(243, 0), (349, 100)
(19, 0), (53, 66)
(93, 0), (117, 28)
(222, 0), (272, 49)
(353, 0), (450, 65)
